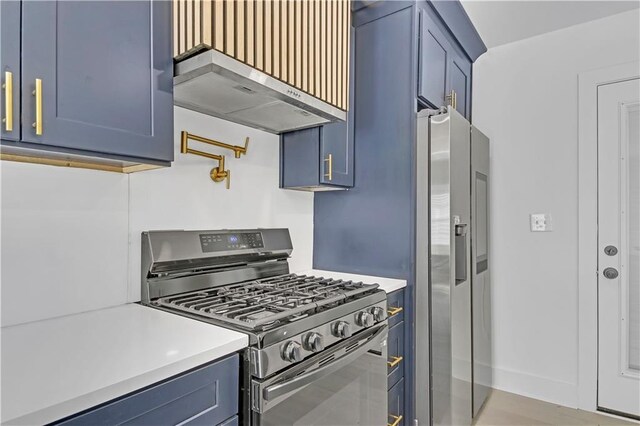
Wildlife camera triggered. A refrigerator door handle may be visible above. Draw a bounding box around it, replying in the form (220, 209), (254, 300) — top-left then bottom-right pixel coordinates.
(455, 222), (468, 284)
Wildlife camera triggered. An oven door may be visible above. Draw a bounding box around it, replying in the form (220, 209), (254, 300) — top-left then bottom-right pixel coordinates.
(251, 323), (388, 426)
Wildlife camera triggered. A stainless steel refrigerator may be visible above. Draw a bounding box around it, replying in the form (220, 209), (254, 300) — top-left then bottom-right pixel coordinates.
(415, 107), (491, 426)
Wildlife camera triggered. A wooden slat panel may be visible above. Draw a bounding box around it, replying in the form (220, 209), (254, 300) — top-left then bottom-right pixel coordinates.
(173, 0), (179, 57)
(174, 0), (350, 110)
(273, 0), (280, 77)
(301, 0), (308, 92)
(264, 0), (272, 74)
(255, 0), (264, 70)
(337, 0), (342, 109)
(225, 0), (235, 56)
(288, 0), (295, 86)
(202, 0), (212, 46)
(178, 0), (185, 53)
(294, 0), (301, 90)
(236, 0), (245, 61)
(344, 0), (350, 109)
(308, 0), (314, 95)
(321, 0), (326, 102)
(194, 0), (201, 46)
(314, 0), (321, 97)
(332, 0), (337, 106)
(213, 0), (224, 51)
(281, 0), (288, 81)
(246, 0), (254, 65)
(186, 0), (193, 50)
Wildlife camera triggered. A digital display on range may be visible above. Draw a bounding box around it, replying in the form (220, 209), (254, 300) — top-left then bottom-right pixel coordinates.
(200, 232), (264, 253)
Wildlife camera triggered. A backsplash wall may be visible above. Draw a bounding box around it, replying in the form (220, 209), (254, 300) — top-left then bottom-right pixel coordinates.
(127, 107), (314, 302)
(0, 107), (314, 327)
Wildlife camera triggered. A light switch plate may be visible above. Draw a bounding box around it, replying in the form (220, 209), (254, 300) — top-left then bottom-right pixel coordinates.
(530, 213), (552, 232)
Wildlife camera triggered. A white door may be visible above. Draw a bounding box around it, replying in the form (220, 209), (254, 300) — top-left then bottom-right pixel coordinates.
(598, 77), (640, 418)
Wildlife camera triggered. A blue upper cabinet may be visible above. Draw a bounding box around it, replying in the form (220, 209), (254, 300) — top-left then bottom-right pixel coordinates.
(2, 0), (173, 168)
(418, 8), (450, 111)
(280, 31), (355, 191)
(1, 1), (21, 142)
(280, 118), (355, 190)
(418, 4), (473, 119)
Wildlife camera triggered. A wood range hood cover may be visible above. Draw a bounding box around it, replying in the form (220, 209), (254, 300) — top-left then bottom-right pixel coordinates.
(173, 0), (350, 134)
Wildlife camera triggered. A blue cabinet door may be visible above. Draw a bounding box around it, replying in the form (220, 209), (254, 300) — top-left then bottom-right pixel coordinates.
(21, 1), (173, 162)
(1, 0), (21, 142)
(388, 377), (405, 426)
(319, 119), (354, 187)
(56, 355), (239, 426)
(449, 48), (472, 119)
(418, 8), (450, 110)
(418, 5), (472, 120)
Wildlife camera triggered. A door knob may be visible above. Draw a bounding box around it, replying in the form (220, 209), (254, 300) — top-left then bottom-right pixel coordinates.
(603, 267), (619, 279)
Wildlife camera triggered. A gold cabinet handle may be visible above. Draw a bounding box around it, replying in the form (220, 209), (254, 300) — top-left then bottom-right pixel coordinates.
(387, 355), (403, 368)
(445, 90), (457, 110)
(387, 306), (403, 316)
(388, 414), (403, 426)
(324, 153), (333, 181)
(3, 71), (13, 132)
(32, 78), (43, 135)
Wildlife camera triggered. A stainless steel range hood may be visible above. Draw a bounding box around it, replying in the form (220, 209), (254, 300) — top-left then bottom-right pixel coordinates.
(174, 50), (347, 134)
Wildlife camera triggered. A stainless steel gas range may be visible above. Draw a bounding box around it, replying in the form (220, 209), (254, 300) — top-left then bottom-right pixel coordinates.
(141, 228), (388, 426)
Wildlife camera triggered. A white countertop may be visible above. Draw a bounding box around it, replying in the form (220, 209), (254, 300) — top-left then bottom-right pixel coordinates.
(299, 269), (407, 294)
(1, 304), (248, 425)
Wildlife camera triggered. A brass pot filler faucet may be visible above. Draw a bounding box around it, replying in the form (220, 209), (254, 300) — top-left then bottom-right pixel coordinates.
(180, 131), (250, 189)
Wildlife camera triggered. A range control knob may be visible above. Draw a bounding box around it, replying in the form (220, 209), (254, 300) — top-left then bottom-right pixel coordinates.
(370, 306), (386, 322)
(303, 332), (325, 352)
(332, 321), (352, 339)
(281, 341), (303, 363)
(355, 311), (375, 327)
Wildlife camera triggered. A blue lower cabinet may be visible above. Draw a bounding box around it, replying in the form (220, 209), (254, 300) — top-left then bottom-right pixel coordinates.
(216, 415), (239, 426)
(387, 289), (405, 329)
(388, 377), (405, 426)
(387, 289), (406, 425)
(388, 320), (405, 389)
(55, 354), (239, 426)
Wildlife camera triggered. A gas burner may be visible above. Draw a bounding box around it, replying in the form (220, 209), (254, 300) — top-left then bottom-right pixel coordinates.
(155, 273), (377, 330)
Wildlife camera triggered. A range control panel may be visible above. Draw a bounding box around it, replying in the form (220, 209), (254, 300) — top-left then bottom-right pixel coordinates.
(200, 232), (264, 252)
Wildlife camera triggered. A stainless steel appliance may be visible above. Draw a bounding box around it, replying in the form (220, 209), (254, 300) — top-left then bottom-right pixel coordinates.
(174, 50), (346, 134)
(140, 229), (388, 425)
(415, 107), (491, 426)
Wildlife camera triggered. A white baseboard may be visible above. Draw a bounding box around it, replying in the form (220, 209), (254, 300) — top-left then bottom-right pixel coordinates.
(492, 366), (579, 408)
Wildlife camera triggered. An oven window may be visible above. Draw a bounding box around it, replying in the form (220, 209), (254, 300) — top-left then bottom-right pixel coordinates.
(258, 351), (387, 426)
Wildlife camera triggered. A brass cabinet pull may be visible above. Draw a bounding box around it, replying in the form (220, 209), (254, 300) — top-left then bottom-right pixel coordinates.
(387, 355), (403, 368)
(3, 71), (13, 132)
(324, 153), (333, 181)
(445, 90), (457, 110)
(388, 414), (403, 426)
(32, 78), (43, 135)
(387, 306), (403, 316)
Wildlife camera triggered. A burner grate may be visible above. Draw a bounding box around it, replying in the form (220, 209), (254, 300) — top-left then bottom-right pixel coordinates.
(154, 274), (378, 330)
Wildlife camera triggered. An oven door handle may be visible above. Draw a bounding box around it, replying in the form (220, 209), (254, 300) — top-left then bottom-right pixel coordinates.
(263, 324), (388, 402)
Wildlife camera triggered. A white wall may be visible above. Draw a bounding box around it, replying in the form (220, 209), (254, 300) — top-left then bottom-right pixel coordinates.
(0, 163), (129, 327)
(127, 107), (314, 302)
(472, 9), (640, 408)
(0, 107), (314, 327)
